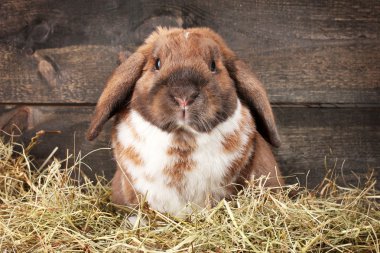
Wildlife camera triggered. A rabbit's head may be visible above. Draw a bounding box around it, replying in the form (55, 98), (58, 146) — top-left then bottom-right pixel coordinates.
(87, 27), (280, 147)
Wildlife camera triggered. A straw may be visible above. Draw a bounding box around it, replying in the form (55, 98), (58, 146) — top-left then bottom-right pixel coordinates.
(0, 134), (379, 252)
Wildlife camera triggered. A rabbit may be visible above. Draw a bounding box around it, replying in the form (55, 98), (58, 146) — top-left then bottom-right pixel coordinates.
(87, 27), (283, 216)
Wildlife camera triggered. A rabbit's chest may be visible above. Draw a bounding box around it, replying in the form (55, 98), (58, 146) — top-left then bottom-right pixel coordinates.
(114, 101), (254, 215)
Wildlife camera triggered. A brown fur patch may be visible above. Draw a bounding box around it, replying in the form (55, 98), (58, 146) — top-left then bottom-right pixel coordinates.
(248, 134), (284, 187)
(171, 159), (195, 172)
(113, 139), (144, 167)
(111, 128), (140, 206)
(222, 130), (241, 153)
(164, 159), (196, 187)
(222, 105), (251, 153)
(171, 129), (197, 151)
(239, 106), (251, 128)
(111, 168), (139, 206)
(125, 118), (141, 141)
(223, 130), (256, 194)
(165, 129), (197, 188)
(222, 106), (256, 194)
(121, 146), (144, 166)
(112, 139), (123, 161)
(167, 147), (193, 157)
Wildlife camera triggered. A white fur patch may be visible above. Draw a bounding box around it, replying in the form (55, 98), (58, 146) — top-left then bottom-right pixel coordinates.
(184, 31), (190, 40)
(116, 100), (254, 216)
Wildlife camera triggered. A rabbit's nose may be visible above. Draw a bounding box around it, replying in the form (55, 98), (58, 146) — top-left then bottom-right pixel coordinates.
(174, 97), (189, 108)
(173, 92), (199, 108)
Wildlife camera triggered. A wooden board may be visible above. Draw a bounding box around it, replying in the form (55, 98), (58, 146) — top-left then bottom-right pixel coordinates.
(0, 43), (379, 104)
(2, 1), (379, 49)
(0, 0), (379, 104)
(1, 105), (378, 188)
(0, 45), (119, 103)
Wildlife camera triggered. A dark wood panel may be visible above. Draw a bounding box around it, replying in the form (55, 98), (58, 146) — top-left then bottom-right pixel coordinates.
(1, 105), (379, 188)
(274, 107), (380, 188)
(0, 43), (379, 104)
(0, 0), (379, 104)
(2, 1), (379, 50)
(0, 45), (120, 103)
(254, 43), (380, 104)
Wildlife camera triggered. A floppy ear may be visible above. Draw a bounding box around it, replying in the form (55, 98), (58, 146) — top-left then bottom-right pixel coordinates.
(86, 52), (146, 141)
(195, 28), (280, 147)
(229, 60), (281, 147)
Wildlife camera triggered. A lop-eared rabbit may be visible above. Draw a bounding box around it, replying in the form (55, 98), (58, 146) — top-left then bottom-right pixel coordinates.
(87, 27), (283, 216)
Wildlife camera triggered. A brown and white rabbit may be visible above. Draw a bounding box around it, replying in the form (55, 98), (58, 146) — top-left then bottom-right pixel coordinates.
(87, 27), (283, 216)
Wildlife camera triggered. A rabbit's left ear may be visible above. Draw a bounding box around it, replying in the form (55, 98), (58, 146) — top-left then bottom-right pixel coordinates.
(228, 60), (281, 147)
(201, 28), (280, 147)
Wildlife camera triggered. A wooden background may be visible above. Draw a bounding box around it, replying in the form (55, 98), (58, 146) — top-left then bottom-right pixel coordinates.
(0, 0), (379, 188)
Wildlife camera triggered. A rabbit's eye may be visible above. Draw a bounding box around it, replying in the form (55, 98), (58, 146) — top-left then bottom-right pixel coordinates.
(155, 59), (161, 70)
(210, 60), (216, 72)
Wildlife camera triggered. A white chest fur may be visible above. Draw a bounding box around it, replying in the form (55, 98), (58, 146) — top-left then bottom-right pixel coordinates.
(114, 100), (254, 215)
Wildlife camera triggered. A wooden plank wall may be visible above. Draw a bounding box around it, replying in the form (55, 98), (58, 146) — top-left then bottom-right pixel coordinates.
(0, 0), (379, 188)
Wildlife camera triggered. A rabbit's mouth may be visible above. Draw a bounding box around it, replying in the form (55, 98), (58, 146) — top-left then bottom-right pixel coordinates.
(176, 108), (190, 124)
(159, 115), (206, 134)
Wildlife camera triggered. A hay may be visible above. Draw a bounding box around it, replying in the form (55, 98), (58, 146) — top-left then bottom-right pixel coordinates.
(0, 134), (379, 252)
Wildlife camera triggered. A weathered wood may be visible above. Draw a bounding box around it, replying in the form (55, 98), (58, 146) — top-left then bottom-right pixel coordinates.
(2, 1), (379, 49)
(274, 107), (380, 188)
(254, 43), (380, 104)
(0, 0), (379, 104)
(0, 43), (379, 104)
(0, 106), (51, 135)
(0, 45), (120, 103)
(0, 0), (50, 38)
(1, 105), (379, 188)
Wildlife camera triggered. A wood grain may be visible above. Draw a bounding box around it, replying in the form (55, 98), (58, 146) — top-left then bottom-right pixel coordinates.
(2, 0), (378, 48)
(1, 105), (378, 188)
(0, 0), (379, 104)
(0, 45), (119, 103)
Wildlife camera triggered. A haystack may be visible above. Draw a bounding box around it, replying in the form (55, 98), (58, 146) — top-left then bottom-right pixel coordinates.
(0, 134), (379, 252)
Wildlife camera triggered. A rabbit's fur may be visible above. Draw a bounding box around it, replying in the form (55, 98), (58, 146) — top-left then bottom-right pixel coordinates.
(87, 27), (283, 215)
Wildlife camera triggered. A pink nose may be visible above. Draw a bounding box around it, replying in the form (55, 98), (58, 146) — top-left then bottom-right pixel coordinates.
(174, 97), (191, 108)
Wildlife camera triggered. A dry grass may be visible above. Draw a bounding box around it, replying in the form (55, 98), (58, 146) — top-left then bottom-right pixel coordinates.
(0, 133), (379, 252)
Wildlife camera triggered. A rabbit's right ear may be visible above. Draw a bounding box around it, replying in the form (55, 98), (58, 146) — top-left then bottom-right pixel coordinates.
(86, 52), (146, 141)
